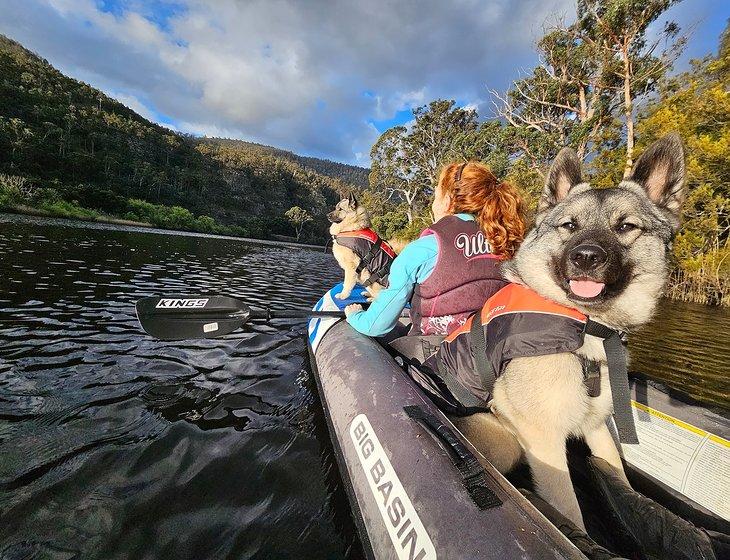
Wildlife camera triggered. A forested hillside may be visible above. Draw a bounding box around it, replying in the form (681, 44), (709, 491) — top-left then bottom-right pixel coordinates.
(0, 34), (363, 241)
(200, 138), (369, 188)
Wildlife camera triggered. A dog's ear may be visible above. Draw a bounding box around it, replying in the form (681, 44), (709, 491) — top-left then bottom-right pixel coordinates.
(539, 147), (583, 213)
(347, 192), (359, 208)
(628, 133), (686, 229)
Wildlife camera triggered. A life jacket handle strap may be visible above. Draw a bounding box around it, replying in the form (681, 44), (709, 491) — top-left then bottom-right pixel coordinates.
(584, 319), (639, 444)
(404, 405), (502, 510)
(469, 311), (497, 396)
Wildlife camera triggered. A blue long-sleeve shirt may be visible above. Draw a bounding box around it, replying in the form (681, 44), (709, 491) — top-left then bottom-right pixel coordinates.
(346, 214), (475, 336)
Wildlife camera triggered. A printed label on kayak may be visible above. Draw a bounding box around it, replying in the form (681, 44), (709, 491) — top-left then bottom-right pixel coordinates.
(350, 414), (436, 560)
(155, 298), (209, 309)
(622, 401), (729, 521)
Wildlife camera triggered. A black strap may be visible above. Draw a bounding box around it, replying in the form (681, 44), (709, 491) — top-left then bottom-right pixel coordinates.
(355, 237), (383, 274)
(434, 353), (490, 412)
(584, 320), (638, 444)
(469, 312), (496, 396)
(404, 405), (502, 510)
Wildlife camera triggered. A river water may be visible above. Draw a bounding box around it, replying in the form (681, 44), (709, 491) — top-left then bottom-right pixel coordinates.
(0, 214), (727, 559)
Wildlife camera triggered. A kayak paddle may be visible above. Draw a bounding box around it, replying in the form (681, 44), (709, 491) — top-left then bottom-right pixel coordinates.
(135, 295), (345, 340)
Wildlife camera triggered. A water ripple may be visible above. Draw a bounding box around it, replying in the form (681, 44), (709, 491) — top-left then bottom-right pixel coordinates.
(0, 216), (358, 559)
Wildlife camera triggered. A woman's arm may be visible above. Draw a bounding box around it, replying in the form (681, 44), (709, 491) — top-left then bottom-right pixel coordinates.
(346, 236), (437, 336)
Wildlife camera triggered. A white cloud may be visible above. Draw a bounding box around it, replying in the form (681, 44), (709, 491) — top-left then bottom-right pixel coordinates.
(1, 0), (577, 164)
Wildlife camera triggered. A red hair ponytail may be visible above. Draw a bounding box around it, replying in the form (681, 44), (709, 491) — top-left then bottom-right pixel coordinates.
(438, 162), (526, 258)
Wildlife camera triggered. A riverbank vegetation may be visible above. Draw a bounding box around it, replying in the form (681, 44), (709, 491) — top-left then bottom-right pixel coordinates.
(362, 4), (728, 306)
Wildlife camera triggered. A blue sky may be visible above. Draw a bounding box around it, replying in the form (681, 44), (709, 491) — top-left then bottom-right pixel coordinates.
(1, 0), (727, 166)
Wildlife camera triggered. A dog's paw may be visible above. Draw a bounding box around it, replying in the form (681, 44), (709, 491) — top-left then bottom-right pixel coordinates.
(335, 291), (351, 300)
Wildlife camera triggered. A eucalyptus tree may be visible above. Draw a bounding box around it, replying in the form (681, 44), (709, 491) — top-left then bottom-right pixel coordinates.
(493, 0), (686, 177)
(369, 100), (480, 224)
(576, 0), (687, 177)
(491, 23), (620, 173)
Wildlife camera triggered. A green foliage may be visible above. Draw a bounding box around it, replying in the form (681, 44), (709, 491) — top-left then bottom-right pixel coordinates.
(37, 199), (100, 220)
(631, 21), (730, 303)
(370, 209), (409, 241)
(202, 138), (369, 187)
(124, 198), (238, 234)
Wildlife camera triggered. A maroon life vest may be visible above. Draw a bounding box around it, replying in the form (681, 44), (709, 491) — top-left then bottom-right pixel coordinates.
(410, 215), (506, 335)
(334, 228), (396, 288)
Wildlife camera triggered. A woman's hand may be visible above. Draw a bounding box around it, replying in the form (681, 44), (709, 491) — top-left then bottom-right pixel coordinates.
(344, 303), (363, 317)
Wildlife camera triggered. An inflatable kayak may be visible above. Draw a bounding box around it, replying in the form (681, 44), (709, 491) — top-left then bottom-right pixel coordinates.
(307, 283), (729, 560)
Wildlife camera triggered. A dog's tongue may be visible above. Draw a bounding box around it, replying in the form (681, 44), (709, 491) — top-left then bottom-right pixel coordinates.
(569, 279), (605, 298)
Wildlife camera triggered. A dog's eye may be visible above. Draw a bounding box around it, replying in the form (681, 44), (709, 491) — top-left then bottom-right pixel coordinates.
(616, 222), (639, 234)
(559, 220), (577, 232)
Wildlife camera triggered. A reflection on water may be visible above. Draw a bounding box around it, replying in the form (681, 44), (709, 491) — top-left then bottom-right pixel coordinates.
(630, 299), (729, 410)
(0, 214), (727, 558)
(0, 215), (359, 559)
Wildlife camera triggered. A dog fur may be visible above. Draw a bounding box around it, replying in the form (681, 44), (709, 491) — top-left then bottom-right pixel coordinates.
(452, 134), (687, 529)
(328, 193), (403, 300)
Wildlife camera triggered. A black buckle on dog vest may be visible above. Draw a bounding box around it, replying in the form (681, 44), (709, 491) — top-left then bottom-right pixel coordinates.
(582, 358), (601, 397)
(404, 405), (502, 510)
(584, 320), (638, 444)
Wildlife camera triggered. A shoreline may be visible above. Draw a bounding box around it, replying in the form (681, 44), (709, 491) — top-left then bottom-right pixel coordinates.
(0, 209), (328, 251)
(2, 208), (725, 306)
(9, 204), (155, 228)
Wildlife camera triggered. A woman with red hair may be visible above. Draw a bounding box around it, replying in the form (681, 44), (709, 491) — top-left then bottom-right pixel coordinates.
(346, 161), (526, 336)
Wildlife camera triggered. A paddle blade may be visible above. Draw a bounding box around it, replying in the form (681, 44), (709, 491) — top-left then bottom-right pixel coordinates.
(135, 295), (251, 340)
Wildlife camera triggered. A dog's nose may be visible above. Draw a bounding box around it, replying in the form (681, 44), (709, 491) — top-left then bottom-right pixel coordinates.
(569, 244), (607, 270)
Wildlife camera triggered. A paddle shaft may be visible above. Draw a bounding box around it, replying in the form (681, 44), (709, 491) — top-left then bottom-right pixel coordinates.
(263, 309), (345, 319)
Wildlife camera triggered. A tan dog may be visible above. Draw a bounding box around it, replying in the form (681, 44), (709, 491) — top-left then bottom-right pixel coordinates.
(450, 134), (687, 529)
(328, 193), (400, 301)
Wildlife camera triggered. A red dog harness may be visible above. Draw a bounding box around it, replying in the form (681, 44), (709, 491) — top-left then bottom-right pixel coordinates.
(334, 228), (396, 288)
